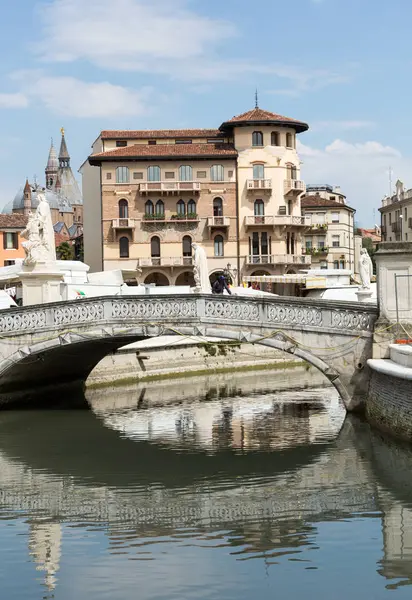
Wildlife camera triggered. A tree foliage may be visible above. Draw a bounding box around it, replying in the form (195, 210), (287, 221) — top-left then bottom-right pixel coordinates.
(57, 241), (74, 260)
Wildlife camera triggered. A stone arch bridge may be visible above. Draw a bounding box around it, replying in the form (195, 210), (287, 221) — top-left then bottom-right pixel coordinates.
(0, 294), (378, 411)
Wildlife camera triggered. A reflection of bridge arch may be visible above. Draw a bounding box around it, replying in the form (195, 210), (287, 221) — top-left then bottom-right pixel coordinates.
(0, 295), (377, 410)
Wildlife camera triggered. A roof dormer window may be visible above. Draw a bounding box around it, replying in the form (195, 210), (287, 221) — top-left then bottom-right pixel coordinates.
(116, 140), (127, 147)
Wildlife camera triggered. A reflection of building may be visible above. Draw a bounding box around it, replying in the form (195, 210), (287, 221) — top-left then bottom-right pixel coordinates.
(301, 185), (356, 271)
(82, 103), (311, 281)
(29, 522), (62, 593)
(380, 179), (412, 243)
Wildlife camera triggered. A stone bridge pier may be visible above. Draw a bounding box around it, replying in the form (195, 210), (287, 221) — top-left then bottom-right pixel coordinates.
(0, 295), (378, 410)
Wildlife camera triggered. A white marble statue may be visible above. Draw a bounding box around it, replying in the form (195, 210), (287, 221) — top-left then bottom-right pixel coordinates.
(21, 190), (56, 266)
(359, 248), (373, 289)
(192, 243), (211, 293)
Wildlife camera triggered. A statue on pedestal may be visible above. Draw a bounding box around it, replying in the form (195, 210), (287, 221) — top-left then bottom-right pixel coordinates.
(192, 243), (211, 293)
(359, 248), (373, 290)
(21, 190), (56, 266)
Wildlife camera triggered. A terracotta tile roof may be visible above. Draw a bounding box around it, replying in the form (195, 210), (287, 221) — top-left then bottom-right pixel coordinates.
(101, 129), (222, 140)
(0, 214), (28, 229)
(357, 228), (381, 242)
(221, 107), (309, 133)
(89, 143), (238, 163)
(301, 194), (355, 211)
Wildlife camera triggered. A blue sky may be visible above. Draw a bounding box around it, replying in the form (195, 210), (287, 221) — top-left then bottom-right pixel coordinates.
(1, 0), (411, 225)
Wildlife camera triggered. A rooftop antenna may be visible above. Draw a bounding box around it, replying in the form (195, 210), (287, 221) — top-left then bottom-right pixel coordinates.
(388, 166), (393, 197)
(255, 89), (259, 109)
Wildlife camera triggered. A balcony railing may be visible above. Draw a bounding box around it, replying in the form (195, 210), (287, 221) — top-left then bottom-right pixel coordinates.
(310, 223), (328, 231)
(140, 182), (201, 193)
(112, 218), (135, 229)
(245, 215), (312, 228)
(246, 254), (311, 265)
(284, 179), (305, 195)
(136, 257), (193, 268)
(304, 247), (329, 256)
(247, 179), (272, 191)
(207, 216), (230, 228)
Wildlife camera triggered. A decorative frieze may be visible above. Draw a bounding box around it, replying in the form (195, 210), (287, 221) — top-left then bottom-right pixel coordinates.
(205, 299), (260, 321)
(0, 311), (47, 333)
(331, 310), (374, 331)
(54, 303), (104, 326)
(268, 305), (323, 327)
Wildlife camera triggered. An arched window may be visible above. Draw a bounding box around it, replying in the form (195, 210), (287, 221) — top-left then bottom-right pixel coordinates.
(253, 164), (265, 180)
(148, 165), (161, 182)
(211, 165), (224, 182)
(271, 132), (279, 146)
(177, 200), (186, 216)
(151, 236), (160, 257)
(254, 199), (265, 216)
(182, 235), (192, 257)
(116, 166), (129, 183)
(286, 133), (294, 148)
(118, 199), (128, 219)
(252, 131), (264, 147)
(179, 165), (193, 181)
(119, 236), (129, 258)
(213, 197), (223, 216)
(155, 200), (164, 216)
(214, 235), (224, 257)
(187, 199), (196, 216)
(145, 200), (154, 215)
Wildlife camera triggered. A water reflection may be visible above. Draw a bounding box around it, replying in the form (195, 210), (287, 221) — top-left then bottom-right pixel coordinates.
(0, 371), (411, 598)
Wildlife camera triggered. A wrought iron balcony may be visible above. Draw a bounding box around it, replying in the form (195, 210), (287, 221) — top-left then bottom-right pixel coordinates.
(284, 179), (305, 195)
(112, 218), (135, 229)
(246, 179), (272, 191)
(139, 182), (201, 193)
(246, 254), (312, 265)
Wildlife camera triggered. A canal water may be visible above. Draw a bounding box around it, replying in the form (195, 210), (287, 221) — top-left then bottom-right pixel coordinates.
(0, 369), (412, 599)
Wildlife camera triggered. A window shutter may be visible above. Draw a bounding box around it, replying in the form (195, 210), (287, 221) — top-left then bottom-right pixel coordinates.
(3, 234), (6, 250)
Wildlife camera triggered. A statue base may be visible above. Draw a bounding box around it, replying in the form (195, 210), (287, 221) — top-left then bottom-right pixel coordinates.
(356, 288), (373, 303)
(19, 262), (64, 306)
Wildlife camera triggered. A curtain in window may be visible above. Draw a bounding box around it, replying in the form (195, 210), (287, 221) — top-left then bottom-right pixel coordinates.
(148, 166), (161, 182)
(211, 165), (224, 181)
(179, 165), (193, 181)
(118, 199), (128, 219)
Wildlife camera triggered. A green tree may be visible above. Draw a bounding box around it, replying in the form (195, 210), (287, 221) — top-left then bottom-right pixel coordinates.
(57, 241), (74, 260)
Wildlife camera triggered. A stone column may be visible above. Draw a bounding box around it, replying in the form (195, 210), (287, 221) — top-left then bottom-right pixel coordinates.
(19, 262), (64, 306)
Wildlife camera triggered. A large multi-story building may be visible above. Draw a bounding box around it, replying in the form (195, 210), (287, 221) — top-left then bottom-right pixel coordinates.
(380, 180), (412, 242)
(82, 105), (312, 284)
(301, 184), (356, 271)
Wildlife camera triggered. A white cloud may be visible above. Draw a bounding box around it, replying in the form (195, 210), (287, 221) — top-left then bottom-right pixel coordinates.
(13, 72), (152, 118)
(298, 139), (410, 225)
(0, 92), (29, 108)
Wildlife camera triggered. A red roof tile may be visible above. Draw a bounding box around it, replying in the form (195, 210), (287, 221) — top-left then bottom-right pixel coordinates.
(301, 194), (355, 211)
(0, 214), (28, 229)
(101, 129), (222, 140)
(89, 143), (238, 163)
(220, 107), (309, 133)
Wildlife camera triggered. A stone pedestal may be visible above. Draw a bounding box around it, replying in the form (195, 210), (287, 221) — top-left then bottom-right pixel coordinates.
(356, 288), (373, 303)
(19, 263), (64, 306)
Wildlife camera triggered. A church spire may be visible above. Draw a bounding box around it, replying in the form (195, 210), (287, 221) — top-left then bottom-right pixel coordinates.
(45, 139), (58, 189)
(59, 127), (70, 168)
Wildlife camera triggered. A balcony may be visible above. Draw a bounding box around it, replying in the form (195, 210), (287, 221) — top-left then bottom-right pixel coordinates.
(136, 257), (193, 268)
(141, 214), (200, 229)
(139, 182), (201, 194)
(207, 216), (230, 228)
(246, 254), (312, 266)
(246, 179), (272, 192)
(112, 218), (135, 229)
(304, 247), (329, 256)
(310, 223), (328, 232)
(244, 215), (312, 229)
(284, 179), (305, 196)
(391, 221), (401, 233)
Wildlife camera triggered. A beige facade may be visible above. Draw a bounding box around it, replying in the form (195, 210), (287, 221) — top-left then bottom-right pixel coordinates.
(301, 185), (356, 271)
(380, 180), (412, 243)
(82, 107), (313, 284)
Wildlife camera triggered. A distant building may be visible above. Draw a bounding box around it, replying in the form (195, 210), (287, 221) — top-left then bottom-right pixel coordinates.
(380, 180), (412, 242)
(301, 185), (356, 271)
(0, 213), (27, 267)
(357, 226), (381, 249)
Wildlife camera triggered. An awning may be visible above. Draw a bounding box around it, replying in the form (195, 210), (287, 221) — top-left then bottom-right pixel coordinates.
(242, 274), (328, 288)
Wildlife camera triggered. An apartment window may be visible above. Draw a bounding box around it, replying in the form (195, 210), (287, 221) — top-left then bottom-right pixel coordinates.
(106, 172), (112, 180)
(254, 199), (265, 216)
(151, 236), (161, 257)
(405, 207), (408, 220)
(116, 140), (127, 147)
(165, 172), (175, 179)
(177, 200), (186, 216)
(4, 260), (15, 266)
(118, 199), (128, 219)
(286, 133), (294, 148)
(332, 235), (340, 248)
(305, 238), (312, 249)
(213, 197), (223, 216)
(197, 171), (207, 178)
(330, 196), (336, 202)
(340, 260), (345, 269)
(286, 164), (297, 180)
(313, 212), (326, 224)
(211, 165), (224, 182)
(253, 164), (265, 180)
(320, 261), (327, 270)
(182, 235), (192, 257)
(133, 172), (143, 180)
(179, 165), (193, 181)
(175, 139), (192, 144)
(389, 213), (392, 225)
(145, 200), (154, 215)
(119, 236), (129, 258)
(250, 232), (270, 259)
(318, 238), (326, 249)
(148, 140), (157, 145)
(228, 170), (234, 178)
(333, 260), (339, 269)
(4, 232), (18, 250)
(116, 166), (129, 184)
(331, 212), (340, 223)
(252, 131), (264, 147)
(271, 132), (279, 146)
(148, 166), (161, 182)
(155, 200), (164, 216)
(187, 199), (196, 215)
(214, 235), (224, 257)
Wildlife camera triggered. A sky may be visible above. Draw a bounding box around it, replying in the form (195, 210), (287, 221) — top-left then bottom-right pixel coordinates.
(1, 0), (412, 225)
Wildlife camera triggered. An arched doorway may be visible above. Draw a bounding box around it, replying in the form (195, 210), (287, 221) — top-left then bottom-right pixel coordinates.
(144, 272), (170, 286)
(175, 271), (195, 286)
